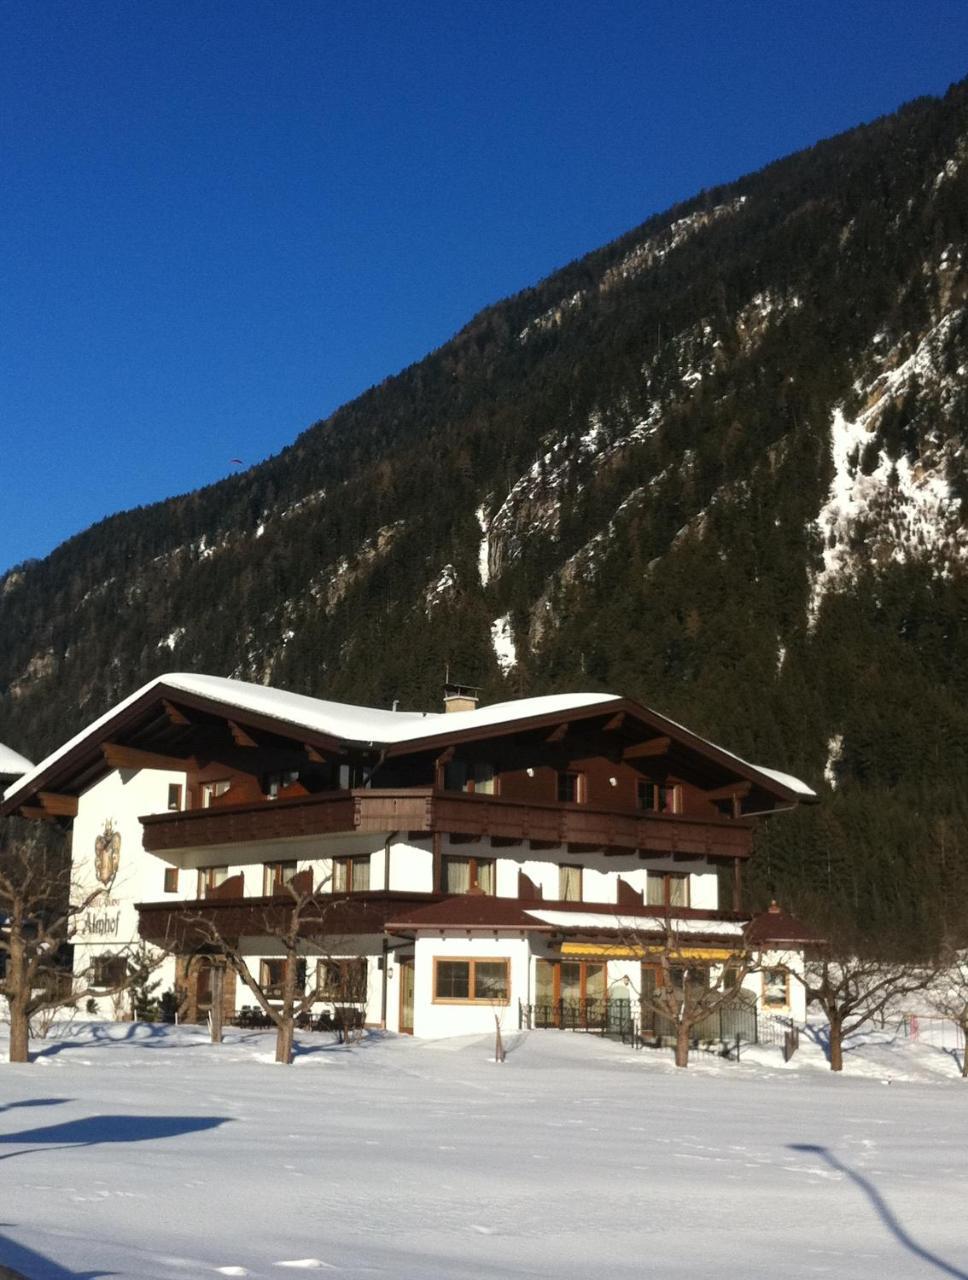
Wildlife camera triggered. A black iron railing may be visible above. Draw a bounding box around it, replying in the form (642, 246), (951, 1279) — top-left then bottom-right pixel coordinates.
(519, 995), (759, 1053)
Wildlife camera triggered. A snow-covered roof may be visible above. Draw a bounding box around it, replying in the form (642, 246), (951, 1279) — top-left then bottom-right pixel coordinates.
(3, 670), (816, 805)
(525, 909), (746, 937)
(0, 741), (33, 779)
(2, 673), (617, 803)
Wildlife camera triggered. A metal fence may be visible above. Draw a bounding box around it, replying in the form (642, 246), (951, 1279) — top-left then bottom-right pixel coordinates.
(518, 995), (760, 1056)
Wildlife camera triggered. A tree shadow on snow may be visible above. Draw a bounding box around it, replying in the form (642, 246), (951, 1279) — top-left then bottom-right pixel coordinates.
(0, 1113), (230, 1164)
(31, 1022), (201, 1060)
(0, 1227), (113, 1279)
(0, 1098), (72, 1116)
(789, 1144), (968, 1279)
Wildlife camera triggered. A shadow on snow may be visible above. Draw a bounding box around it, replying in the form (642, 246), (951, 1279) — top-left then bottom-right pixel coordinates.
(789, 1144), (968, 1279)
(0, 1113), (231, 1163)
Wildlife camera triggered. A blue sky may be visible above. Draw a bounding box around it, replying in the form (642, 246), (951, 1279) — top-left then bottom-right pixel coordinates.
(3, 2), (967, 572)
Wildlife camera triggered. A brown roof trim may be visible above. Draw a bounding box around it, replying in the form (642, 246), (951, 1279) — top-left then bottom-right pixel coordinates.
(1, 680), (347, 817)
(383, 696), (818, 806)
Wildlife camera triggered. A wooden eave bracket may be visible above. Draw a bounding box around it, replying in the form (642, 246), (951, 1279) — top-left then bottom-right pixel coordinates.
(704, 781), (752, 801)
(161, 699), (192, 727)
(227, 720), (258, 749)
(622, 736), (671, 760)
(546, 722), (570, 744)
(38, 791), (78, 818)
(102, 742), (195, 772)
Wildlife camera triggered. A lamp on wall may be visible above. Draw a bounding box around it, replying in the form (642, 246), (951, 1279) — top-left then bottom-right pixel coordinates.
(608, 776), (618, 787)
(526, 767), (535, 777)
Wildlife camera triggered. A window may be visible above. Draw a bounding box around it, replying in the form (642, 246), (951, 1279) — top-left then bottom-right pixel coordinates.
(557, 771), (585, 803)
(637, 780), (681, 814)
(646, 872), (689, 909)
(264, 770), (300, 799)
(163, 866), (179, 893)
(762, 968), (789, 1009)
(91, 954), (127, 989)
(433, 958), (510, 1004)
(167, 783), (183, 812)
(260, 958), (307, 1000)
(443, 856), (495, 895)
(264, 861), (298, 895)
(197, 865), (229, 898)
(558, 865), (582, 902)
(443, 761), (497, 794)
(200, 780), (232, 808)
(318, 958), (368, 1001)
(333, 856), (371, 893)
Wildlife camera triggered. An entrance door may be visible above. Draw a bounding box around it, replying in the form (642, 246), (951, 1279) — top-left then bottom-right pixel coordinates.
(399, 959), (415, 1035)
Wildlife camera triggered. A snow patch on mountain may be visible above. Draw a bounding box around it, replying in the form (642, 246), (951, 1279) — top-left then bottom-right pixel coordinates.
(158, 627), (185, 653)
(490, 614), (517, 674)
(809, 312), (967, 621)
(825, 734), (844, 788)
(488, 407), (662, 580)
(425, 564), (458, 613)
(476, 503), (491, 587)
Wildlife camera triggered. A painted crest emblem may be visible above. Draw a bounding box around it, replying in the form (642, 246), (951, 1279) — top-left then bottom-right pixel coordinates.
(94, 820), (121, 885)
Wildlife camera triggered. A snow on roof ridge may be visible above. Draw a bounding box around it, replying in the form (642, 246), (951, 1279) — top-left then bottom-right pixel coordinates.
(0, 741), (33, 778)
(2, 673), (618, 803)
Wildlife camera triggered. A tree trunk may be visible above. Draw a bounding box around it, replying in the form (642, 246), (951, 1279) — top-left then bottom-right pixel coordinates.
(960, 1019), (968, 1078)
(674, 1020), (690, 1068)
(275, 1018), (294, 1064)
(7, 997), (30, 1064)
(828, 1016), (844, 1071)
(210, 965), (224, 1044)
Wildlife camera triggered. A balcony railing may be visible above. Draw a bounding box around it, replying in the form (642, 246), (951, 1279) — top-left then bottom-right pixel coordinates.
(141, 787), (751, 858)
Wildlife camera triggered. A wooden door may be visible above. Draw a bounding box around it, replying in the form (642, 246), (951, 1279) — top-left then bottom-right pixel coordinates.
(399, 959), (415, 1035)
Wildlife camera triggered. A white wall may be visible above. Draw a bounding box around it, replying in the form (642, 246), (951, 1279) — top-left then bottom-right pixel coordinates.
(412, 934), (531, 1039)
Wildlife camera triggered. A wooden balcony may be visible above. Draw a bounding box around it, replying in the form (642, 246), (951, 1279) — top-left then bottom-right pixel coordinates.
(140, 787), (752, 859)
(136, 889), (444, 948)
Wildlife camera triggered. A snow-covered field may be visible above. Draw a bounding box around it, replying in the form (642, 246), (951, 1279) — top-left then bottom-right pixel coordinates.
(1, 1022), (966, 1280)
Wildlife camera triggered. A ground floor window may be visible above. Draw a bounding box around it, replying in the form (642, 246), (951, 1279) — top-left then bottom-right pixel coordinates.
(761, 967), (790, 1009)
(535, 959), (606, 1007)
(260, 958), (307, 999)
(433, 957), (509, 1003)
(90, 953), (127, 989)
(318, 957), (368, 1001)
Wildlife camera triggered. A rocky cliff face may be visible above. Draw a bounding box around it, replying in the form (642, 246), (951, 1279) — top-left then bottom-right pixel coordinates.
(3, 80), (968, 943)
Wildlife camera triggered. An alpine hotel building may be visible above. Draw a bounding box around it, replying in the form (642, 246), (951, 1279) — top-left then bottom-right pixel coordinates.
(1, 674), (819, 1037)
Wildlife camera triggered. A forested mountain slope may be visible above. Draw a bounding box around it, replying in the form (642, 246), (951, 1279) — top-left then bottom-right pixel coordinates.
(3, 79), (968, 946)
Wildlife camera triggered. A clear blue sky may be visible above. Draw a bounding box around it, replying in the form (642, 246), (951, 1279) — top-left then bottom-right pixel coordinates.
(3, 2), (967, 572)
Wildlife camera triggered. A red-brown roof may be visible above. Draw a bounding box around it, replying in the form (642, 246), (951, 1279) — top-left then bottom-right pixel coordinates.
(746, 903), (825, 946)
(386, 895), (554, 932)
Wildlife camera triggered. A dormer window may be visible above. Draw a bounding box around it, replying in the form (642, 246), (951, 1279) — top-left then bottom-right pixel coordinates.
(444, 761), (497, 795)
(557, 771), (585, 803)
(200, 780), (232, 808)
(637, 780), (680, 814)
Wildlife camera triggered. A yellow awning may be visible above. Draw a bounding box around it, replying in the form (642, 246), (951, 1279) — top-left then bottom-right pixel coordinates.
(559, 941), (737, 962)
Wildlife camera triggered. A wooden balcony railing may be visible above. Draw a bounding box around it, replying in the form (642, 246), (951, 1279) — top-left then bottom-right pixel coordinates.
(140, 787), (752, 859)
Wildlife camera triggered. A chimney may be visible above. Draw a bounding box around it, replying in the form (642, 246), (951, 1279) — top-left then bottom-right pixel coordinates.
(443, 682), (480, 714)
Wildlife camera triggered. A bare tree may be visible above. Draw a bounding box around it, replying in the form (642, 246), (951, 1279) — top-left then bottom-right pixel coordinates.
(795, 951), (931, 1071)
(927, 947), (968, 1078)
(0, 817), (126, 1064)
(620, 912), (760, 1068)
(171, 869), (362, 1065)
